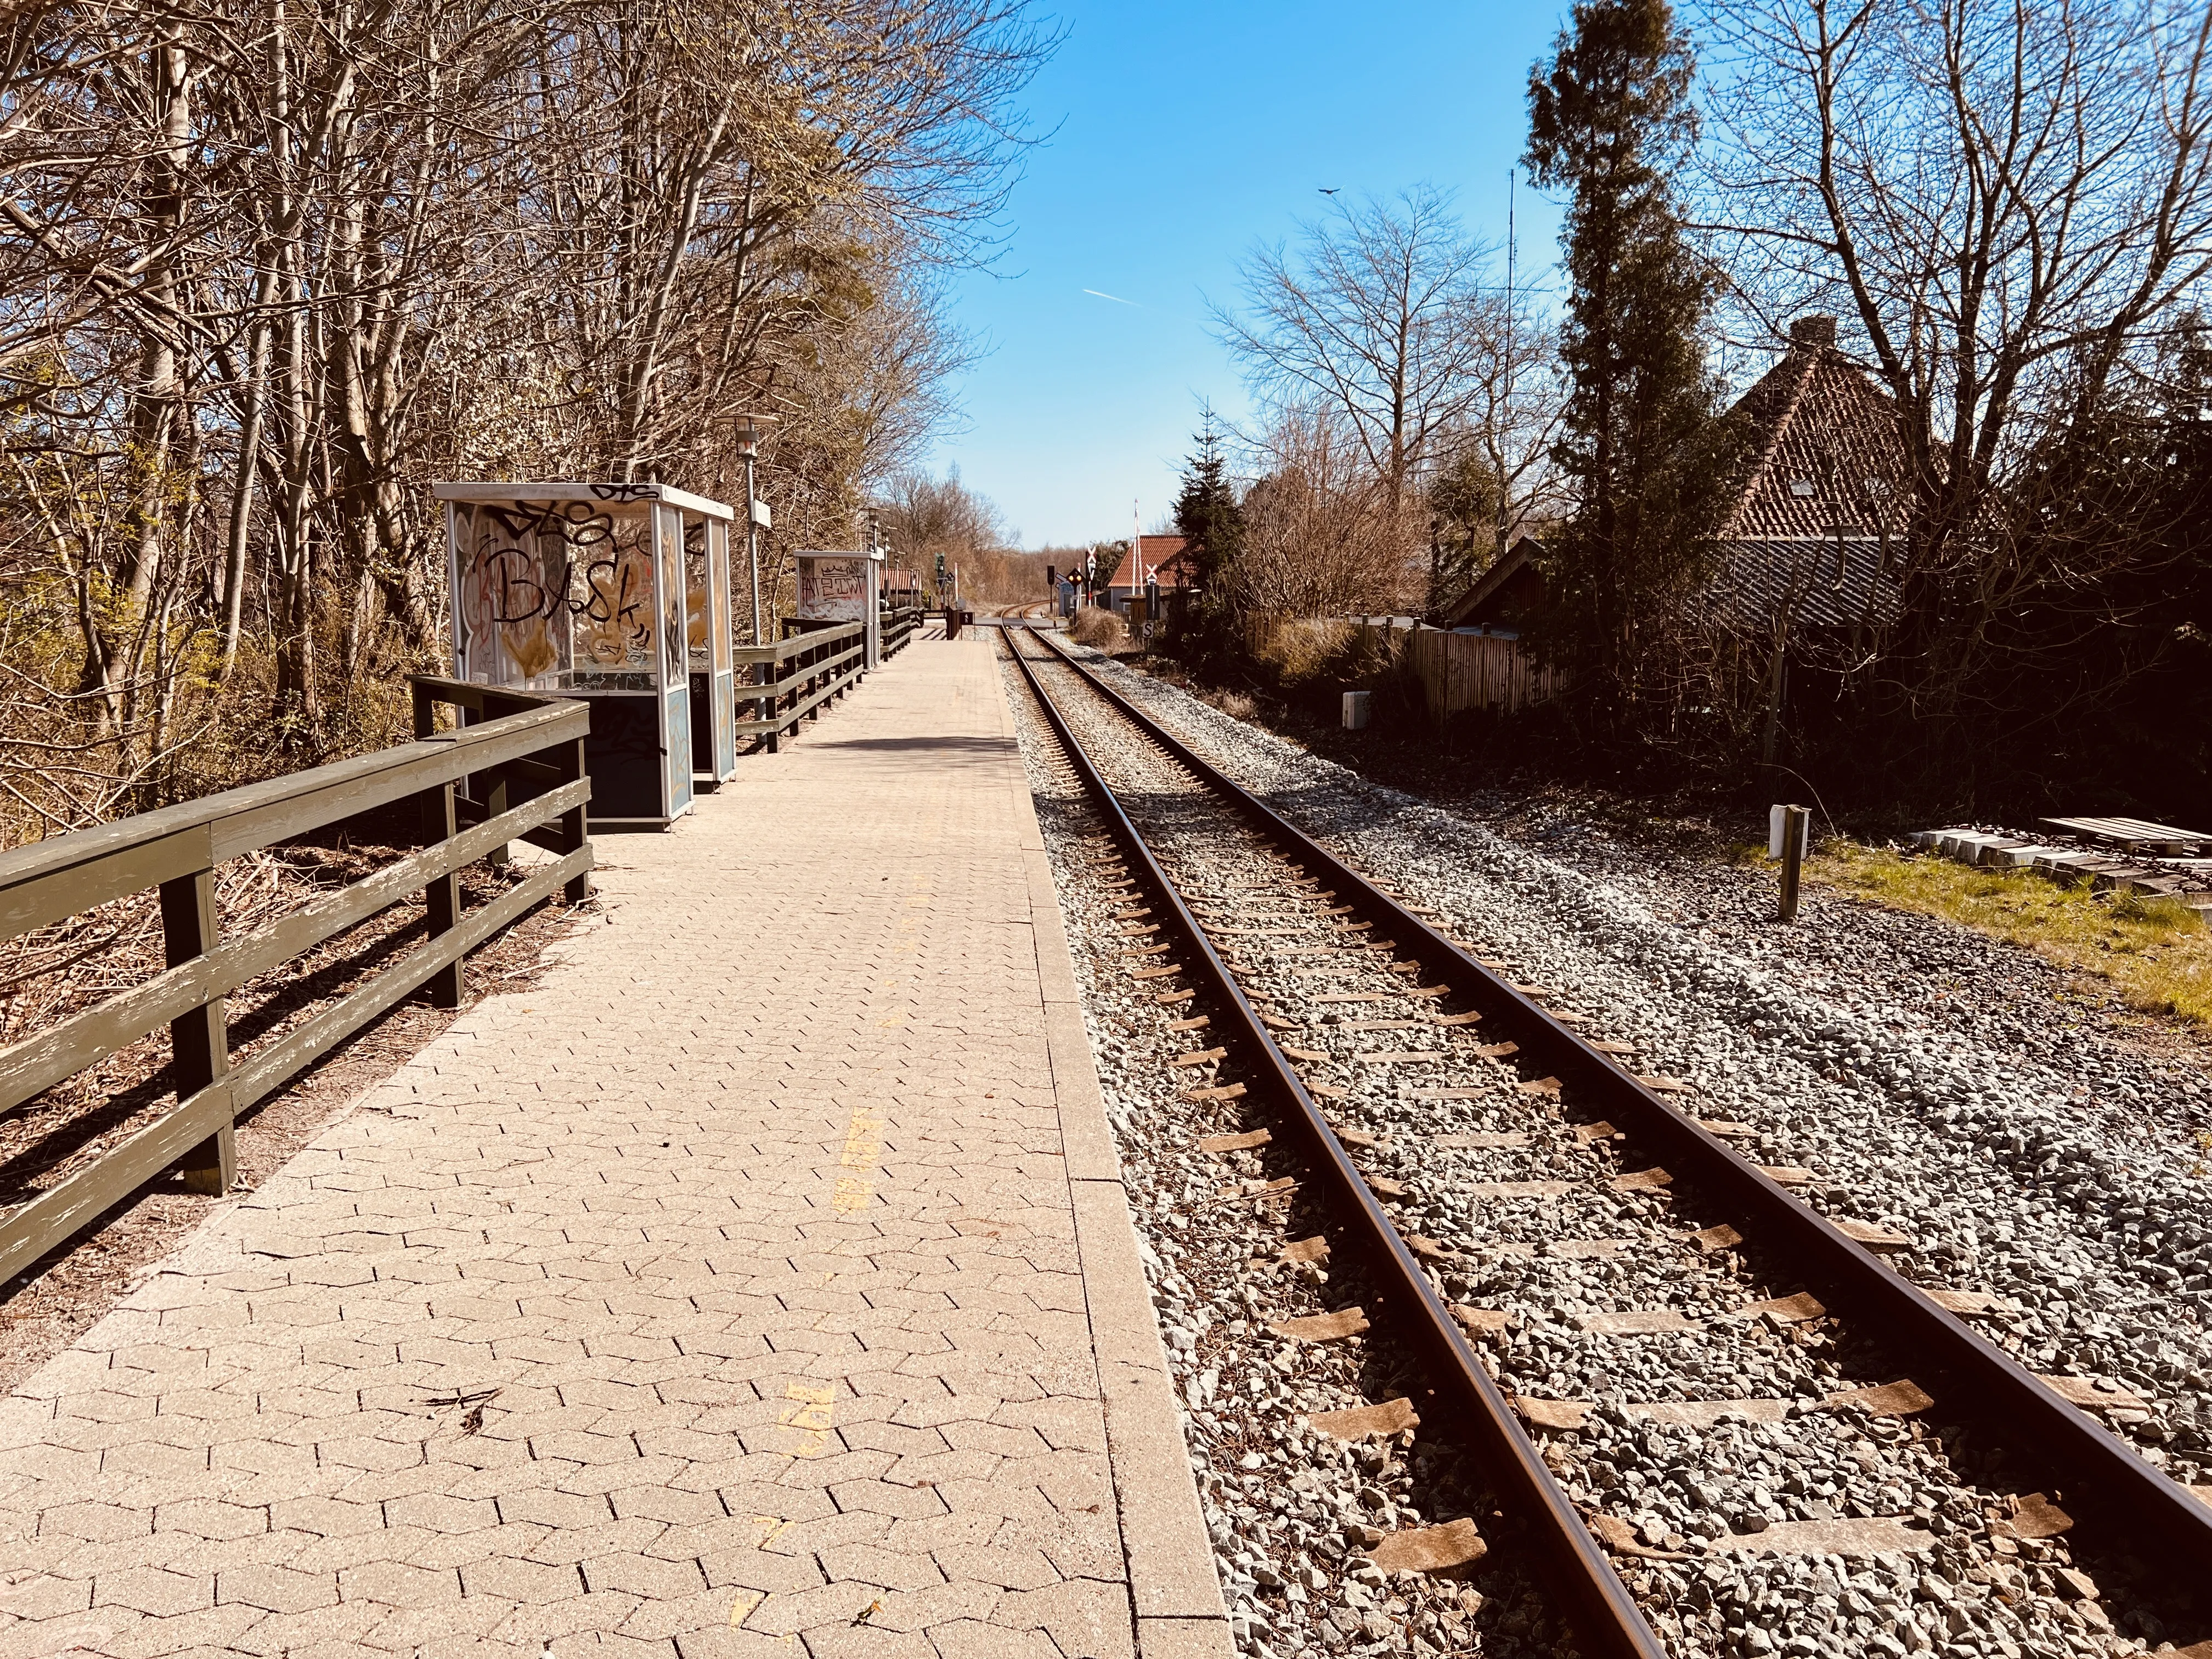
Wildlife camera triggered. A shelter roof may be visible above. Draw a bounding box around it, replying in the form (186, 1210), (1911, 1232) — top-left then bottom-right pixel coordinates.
(1439, 536), (1545, 628)
(433, 481), (735, 521)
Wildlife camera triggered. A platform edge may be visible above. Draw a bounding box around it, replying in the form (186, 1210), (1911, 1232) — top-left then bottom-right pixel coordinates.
(996, 647), (1234, 1658)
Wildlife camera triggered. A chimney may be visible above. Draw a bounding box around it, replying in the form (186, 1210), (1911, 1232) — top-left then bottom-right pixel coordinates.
(1790, 314), (1838, 350)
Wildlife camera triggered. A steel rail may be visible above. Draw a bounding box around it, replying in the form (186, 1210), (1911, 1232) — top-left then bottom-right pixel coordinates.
(1004, 633), (1667, 1659)
(1031, 626), (2212, 1583)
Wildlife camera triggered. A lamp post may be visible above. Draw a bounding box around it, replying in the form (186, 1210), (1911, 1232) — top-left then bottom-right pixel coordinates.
(735, 413), (780, 646)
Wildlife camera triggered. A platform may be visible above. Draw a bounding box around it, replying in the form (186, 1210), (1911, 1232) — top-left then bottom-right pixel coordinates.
(0, 637), (1227, 1659)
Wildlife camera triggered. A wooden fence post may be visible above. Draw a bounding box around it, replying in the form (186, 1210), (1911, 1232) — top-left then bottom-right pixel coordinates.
(1778, 804), (1809, 923)
(159, 870), (235, 1194)
(423, 781), (464, 1007)
(763, 658), (782, 754)
(558, 733), (591, 904)
(477, 690), (541, 869)
(481, 774), (511, 869)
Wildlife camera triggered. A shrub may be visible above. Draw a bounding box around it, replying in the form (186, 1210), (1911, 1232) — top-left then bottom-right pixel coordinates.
(1068, 606), (1128, 652)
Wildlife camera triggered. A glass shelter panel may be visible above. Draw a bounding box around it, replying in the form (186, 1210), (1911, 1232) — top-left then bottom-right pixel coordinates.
(450, 498), (665, 693)
(709, 523), (732, 674)
(438, 481), (731, 827)
(695, 519), (737, 779)
(685, 516), (713, 667)
(657, 505), (695, 817)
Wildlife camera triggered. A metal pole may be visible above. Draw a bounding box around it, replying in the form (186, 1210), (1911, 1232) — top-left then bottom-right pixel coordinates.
(746, 449), (761, 647)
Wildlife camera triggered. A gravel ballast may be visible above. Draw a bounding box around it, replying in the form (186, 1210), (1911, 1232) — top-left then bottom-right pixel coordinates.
(1003, 632), (2210, 1659)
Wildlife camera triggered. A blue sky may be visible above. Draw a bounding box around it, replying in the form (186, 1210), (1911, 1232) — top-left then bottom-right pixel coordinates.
(922, 0), (1572, 549)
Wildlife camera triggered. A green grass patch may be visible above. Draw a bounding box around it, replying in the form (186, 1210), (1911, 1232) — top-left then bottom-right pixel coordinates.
(1808, 842), (2212, 1025)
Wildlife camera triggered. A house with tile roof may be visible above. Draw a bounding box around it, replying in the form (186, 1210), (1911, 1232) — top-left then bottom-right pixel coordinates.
(1103, 534), (1194, 612)
(1443, 315), (1909, 636)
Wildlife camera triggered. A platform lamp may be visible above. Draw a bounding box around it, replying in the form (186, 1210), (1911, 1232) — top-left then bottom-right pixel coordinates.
(735, 413), (780, 645)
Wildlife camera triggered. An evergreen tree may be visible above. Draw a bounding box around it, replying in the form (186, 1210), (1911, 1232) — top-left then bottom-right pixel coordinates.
(1525, 0), (1733, 700)
(1426, 444), (1506, 609)
(1165, 417), (1246, 663)
(1172, 419), (1244, 602)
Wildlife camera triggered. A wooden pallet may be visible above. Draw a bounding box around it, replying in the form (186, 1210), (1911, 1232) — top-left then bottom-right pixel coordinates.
(2040, 815), (2209, 854)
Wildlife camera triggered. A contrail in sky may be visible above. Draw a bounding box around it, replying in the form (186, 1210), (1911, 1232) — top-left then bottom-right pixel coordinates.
(1082, 289), (1141, 307)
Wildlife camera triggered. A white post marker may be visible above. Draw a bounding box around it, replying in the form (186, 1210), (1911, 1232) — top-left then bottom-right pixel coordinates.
(1342, 690), (1372, 731)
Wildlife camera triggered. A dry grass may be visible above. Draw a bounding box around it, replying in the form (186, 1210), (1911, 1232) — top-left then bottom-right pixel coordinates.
(1809, 841), (2212, 1023)
(1068, 606), (1127, 652)
(1252, 616), (1353, 686)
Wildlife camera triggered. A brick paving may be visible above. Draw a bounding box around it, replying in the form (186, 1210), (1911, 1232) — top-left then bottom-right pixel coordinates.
(0, 636), (1226, 1659)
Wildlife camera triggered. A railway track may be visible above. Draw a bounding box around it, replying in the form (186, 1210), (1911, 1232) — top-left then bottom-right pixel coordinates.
(1000, 624), (2210, 1659)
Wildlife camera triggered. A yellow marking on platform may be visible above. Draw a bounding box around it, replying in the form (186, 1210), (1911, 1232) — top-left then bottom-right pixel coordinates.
(833, 1105), (885, 1211)
(780, 1383), (836, 1457)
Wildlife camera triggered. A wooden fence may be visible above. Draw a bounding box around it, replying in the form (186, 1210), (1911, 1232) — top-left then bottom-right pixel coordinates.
(1352, 617), (1560, 717)
(883, 605), (924, 657)
(0, 683), (592, 1284)
(735, 607), (926, 753)
(737, 621), (865, 753)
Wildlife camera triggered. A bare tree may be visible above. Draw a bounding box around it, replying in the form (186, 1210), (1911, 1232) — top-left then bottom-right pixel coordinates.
(1231, 404), (1425, 619)
(1448, 298), (1568, 546)
(0, 0), (1048, 843)
(875, 466), (1007, 562)
(1212, 185), (1561, 614)
(1214, 187), (1557, 517)
(1424, 306), (1570, 601)
(1695, 0), (2212, 706)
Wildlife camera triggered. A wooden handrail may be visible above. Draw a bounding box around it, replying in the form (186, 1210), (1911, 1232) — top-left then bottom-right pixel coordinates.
(741, 622), (865, 753)
(882, 607), (922, 659)
(726, 607), (924, 751)
(0, 682), (593, 1283)
(731, 620), (864, 669)
(0, 698), (583, 945)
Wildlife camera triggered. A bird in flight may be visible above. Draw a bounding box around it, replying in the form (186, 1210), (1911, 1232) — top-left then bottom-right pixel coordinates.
(1318, 187), (1339, 194)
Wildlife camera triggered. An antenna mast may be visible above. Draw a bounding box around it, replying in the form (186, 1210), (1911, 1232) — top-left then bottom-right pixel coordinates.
(1503, 168), (1517, 548)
